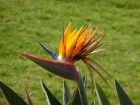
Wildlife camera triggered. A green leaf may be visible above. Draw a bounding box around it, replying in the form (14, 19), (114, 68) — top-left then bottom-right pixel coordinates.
(67, 74), (88, 105)
(91, 100), (95, 105)
(0, 80), (27, 105)
(115, 79), (133, 105)
(83, 75), (87, 89)
(67, 88), (82, 105)
(40, 80), (61, 105)
(95, 82), (111, 105)
(24, 87), (33, 105)
(79, 73), (88, 105)
(63, 80), (71, 105)
(71, 89), (82, 105)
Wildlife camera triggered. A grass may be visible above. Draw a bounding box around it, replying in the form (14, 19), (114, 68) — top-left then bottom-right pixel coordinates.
(0, 0), (140, 104)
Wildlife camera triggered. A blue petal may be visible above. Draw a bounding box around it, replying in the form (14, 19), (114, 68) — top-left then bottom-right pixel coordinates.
(38, 42), (59, 61)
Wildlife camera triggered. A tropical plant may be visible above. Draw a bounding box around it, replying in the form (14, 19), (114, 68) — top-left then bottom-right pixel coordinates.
(0, 23), (134, 105)
(0, 74), (133, 105)
(19, 23), (110, 91)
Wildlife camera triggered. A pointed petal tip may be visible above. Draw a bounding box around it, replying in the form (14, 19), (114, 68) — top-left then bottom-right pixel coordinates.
(69, 22), (72, 25)
(17, 52), (28, 58)
(19, 52), (80, 82)
(17, 51), (27, 55)
(18, 52), (44, 63)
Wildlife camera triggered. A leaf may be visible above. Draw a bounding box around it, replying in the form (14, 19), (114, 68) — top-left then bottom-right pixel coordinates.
(24, 86), (33, 105)
(83, 75), (87, 89)
(63, 80), (71, 105)
(91, 100), (95, 105)
(95, 82), (111, 105)
(0, 80), (27, 105)
(67, 74), (88, 105)
(115, 79), (133, 105)
(67, 88), (82, 105)
(71, 89), (82, 105)
(40, 80), (61, 105)
(78, 73), (88, 105)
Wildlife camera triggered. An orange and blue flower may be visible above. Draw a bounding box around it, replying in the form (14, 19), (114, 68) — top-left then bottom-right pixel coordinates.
(20, 23), (109, 89)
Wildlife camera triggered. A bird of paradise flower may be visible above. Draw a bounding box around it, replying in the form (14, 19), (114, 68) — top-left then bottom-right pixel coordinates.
(20, 23), (110, 90)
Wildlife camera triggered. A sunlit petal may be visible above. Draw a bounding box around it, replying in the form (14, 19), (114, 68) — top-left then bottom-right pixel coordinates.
(58, 23), (110, 87)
